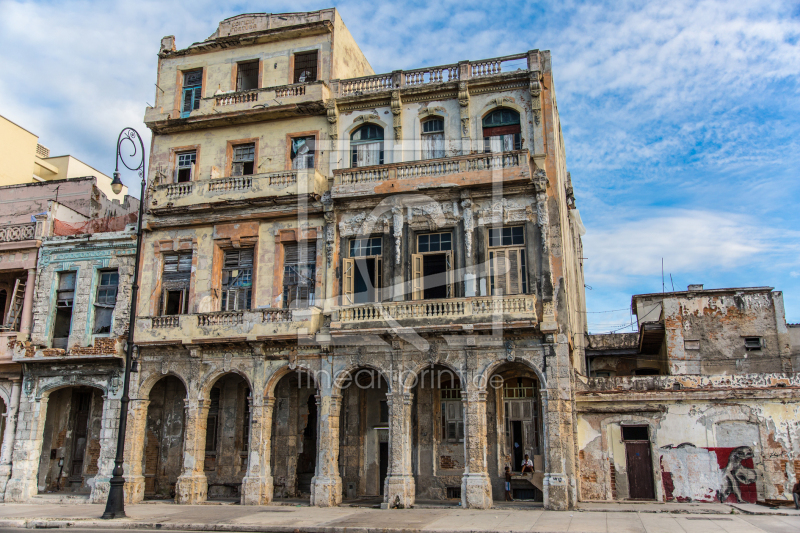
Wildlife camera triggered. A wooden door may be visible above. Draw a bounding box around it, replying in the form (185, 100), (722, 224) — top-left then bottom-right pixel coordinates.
(69, 392), (92, 480)
(625, 441), (655, 499)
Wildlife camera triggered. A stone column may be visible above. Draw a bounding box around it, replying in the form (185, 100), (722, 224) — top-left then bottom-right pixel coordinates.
(241, 397), (275, 505)
(311, 392), (342, 507)
(175, 398), (209, 504)
(89, 394), (121, 503)
(0, 380), (22, 500)
(17, 269), (35, 341)
(123, 399), (149, 504)
(4, 390), (48, 502)
(541, 337), (573, 510)
(460, 388), (492, 509)
(384, 391), (415, 508)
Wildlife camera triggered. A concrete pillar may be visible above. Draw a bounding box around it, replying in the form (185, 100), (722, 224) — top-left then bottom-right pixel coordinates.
(311, 392), (341, 507)
(241, 397), (274, 505)
(460, 388), (492, 509)
(88, 394), (121, 503)
(175, 398), (209, 504)
(17, 269), (35, 341)
(5, 392), (48, 502)
(123, 399), (149, 504)
(541, 337), (575, 510)
(383, 391), (414, 508)
(0, 380), (22, 500)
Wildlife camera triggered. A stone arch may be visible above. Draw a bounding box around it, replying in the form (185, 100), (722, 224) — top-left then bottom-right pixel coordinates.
(137, 370), (190, 401)
(37, 379), (107, 400)
(264, 364), (318, 399)
(0, 382), (12, 409)
(333, 362), (392, 396)
(479, 356), (547, 391)
(198, 367), (253, 401)
(342, 115), (390, 141)
(403, 360), (463, 394)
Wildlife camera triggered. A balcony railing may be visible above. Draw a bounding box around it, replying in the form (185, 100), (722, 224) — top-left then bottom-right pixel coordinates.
(333, 53), (531, 97)
(0, 222), (36, 242)
(332, 150), (530, 198)
(333, 295), (537, 328)
(150, 168), (328, 211)
(135, 307), (322, 344)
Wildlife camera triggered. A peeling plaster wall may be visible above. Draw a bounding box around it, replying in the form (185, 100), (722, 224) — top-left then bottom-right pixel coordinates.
(577, 396), (800, 503)
(143, 376), (186, 499)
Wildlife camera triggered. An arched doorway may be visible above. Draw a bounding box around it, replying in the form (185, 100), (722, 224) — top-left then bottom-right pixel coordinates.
(203, 373), (250, 501)
(338, 366), (389, 501)
(487, 362), (543, 502)
(36, 386), (104, 494)
(409, 364), (463, 501)
(143, 376), (186, 499)
(269, 369), (318, 500)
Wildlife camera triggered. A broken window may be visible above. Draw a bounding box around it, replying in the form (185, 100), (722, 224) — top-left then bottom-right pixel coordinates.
(231, 143), (255, 176)
(293, 50), (318, 83)
(53, 271), (76, 349)
(488, 226), (527, 296)
(161, 252), (192, 315)
(290, 136), (315, 170)
(744, 337), (762, 351)
(422, 117), (445, 159)
(221, 249), (253, 311)
(236, 60), (259, 91)
(440, 384), (463, 443)
(283, 242), (316, 308)
(342, 237), (383, 305)
(482, 108), (521, 152)
(412, 232), (452, 301)
(181, 69), (203, 118)
(350, 124), (384, 168)
(175, 151), (196, 183)
(93, 270), (118, 334)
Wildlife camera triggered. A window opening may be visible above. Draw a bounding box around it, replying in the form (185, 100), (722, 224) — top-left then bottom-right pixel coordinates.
(744, 337), (762, 351)
(181, 69), (202, 119)
(236, 60), (259, 91)
(488, 226), (527, 296)
(231, 144), (255, 176)
(440, 383), (464, 443)
(283, 242), (316, 308)
(291, 136), (315, 170)
(175, 151), (196, 183)
(93, 270), (118, 334)
(53, 271), (76, 349)
(412, 232), (452, 300)
(621, 425), (649, 441)
(503, 377), (540, 465)
(344, 237), (382, 304)
(422, 117), (445, 159)
(221, 249), (253, 311)
(162, 252), (192, 315)
(482, 108), (521, 152)
(351, 124), (384, 167)
(293, 50), (318, 83)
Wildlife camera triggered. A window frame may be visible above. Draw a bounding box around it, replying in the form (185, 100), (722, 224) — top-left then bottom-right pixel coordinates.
(343, 237), (383, 305)
(292, 50), (319, 83)
(175, 150), (197, 183)
(482, 108), (522, 152)
(180, 69), (203, 119)
(282, 241), (316, 309)
(227, 139), (258, 177)
(440, 389), (464, 443)
(93, 269), (119, 335)
(235, 59), (260, 92)
(350, 124), (385, 168)
(221, 248), (254, 312)
(289, 134), (316, 170)
(421, 117), (445, 160)
(161, 252), (192, 316)
(488, 226), (528, 296)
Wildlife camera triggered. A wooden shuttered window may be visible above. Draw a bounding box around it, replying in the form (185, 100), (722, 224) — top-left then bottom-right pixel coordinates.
(221, 249), (253, 311)
(489, 247), (527, 296)
(283, 242), (316, 308)
(411, 253), (423, 301)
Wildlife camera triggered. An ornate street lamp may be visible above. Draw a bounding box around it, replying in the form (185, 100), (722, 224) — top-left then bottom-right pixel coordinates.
(103, 128), (146, 519)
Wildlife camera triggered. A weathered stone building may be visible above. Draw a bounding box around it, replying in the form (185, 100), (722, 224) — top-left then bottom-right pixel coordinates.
(577, 286), (800, 505)
(128, 9), (586, 510)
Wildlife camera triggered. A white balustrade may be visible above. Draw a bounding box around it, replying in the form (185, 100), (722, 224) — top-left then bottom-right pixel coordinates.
(338, 296), (536, 323)
(208, 176), (253, 193)
(215, 91), (259, 106)
(165, 183), (193, 199)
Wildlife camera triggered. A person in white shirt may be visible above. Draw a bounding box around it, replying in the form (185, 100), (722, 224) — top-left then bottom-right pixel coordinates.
(521, 454), (534, 474)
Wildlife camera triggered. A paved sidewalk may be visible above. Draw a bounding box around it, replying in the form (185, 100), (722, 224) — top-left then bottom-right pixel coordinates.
(0, 501), (795, 532)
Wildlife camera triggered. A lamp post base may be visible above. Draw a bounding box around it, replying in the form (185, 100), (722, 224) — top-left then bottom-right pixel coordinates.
(101, 475), (127, 519)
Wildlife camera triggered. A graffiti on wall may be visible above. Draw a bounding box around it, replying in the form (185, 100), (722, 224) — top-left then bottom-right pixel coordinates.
(659, 443), (757, 503)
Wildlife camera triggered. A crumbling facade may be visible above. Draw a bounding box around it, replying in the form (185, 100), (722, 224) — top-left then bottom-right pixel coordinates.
(127, 9), (587, 510)
(577, 286), (800, 505)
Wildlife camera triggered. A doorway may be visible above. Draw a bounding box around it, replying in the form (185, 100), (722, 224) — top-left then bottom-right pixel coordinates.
(511, 420), (524, 472)
(353, 258), (378, 304)
(379, 440), (388, 496)
(622, 425), (655, 500)
(422, 254), (448, 300)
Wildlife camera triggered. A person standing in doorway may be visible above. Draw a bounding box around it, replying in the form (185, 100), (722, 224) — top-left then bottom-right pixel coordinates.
(505, 466), (514, 501)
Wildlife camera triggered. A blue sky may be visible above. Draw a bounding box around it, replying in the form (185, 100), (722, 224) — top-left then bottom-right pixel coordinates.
(1, 0), (798, 328)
